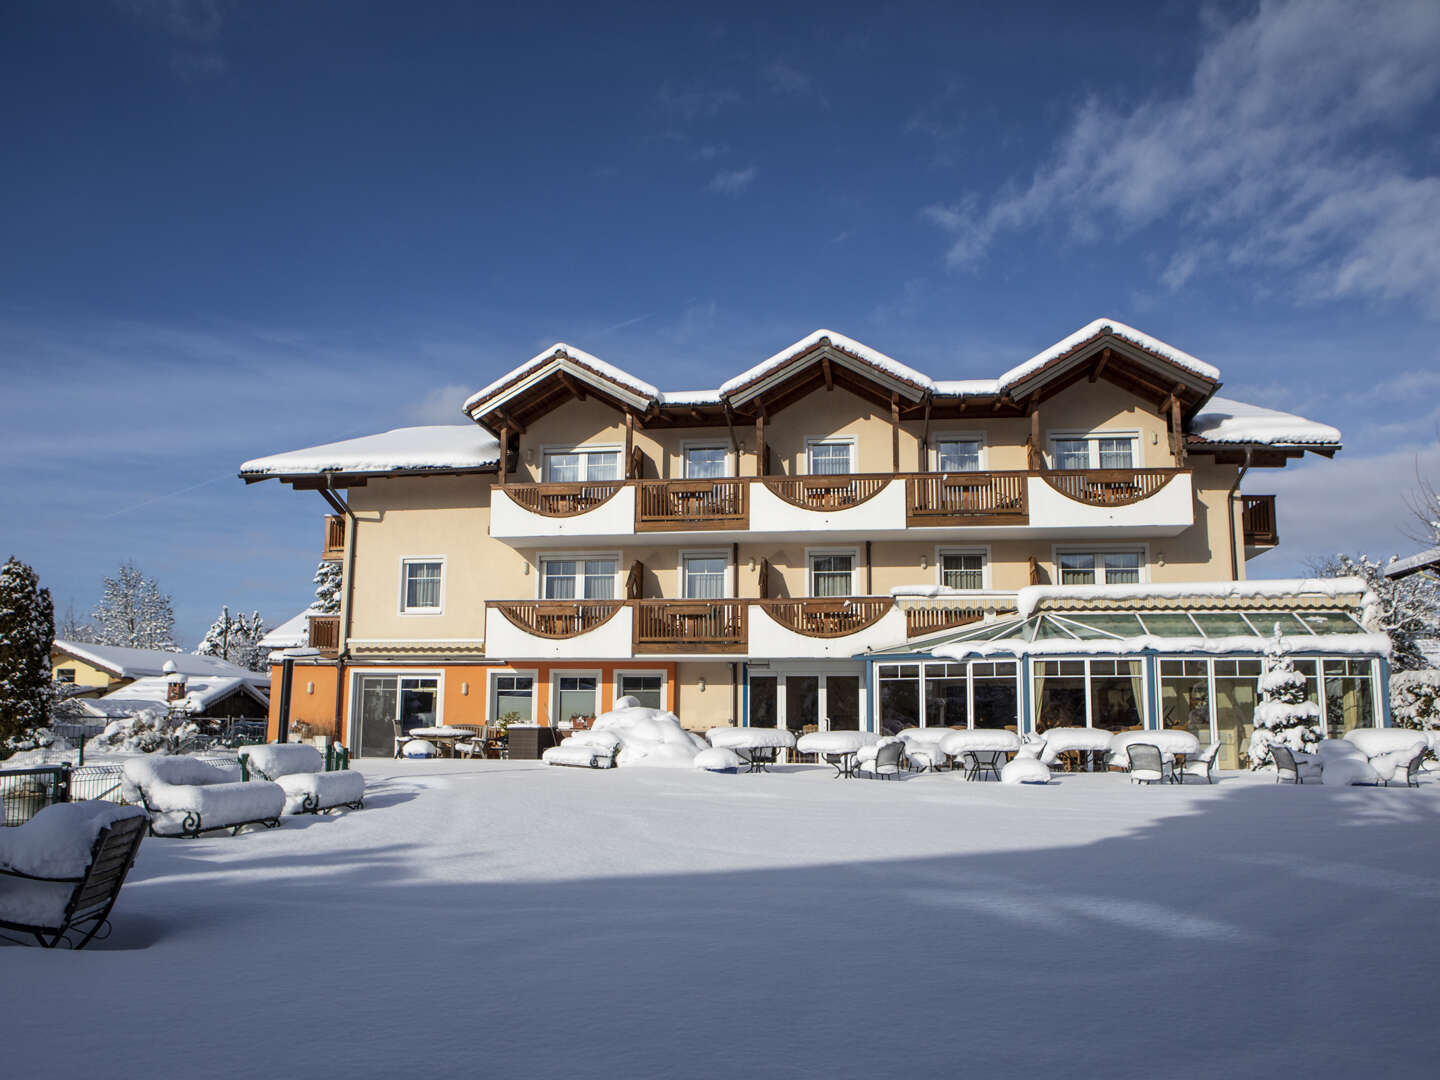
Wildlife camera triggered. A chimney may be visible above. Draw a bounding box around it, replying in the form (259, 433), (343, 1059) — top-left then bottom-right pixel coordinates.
(164, 660), (188, 703)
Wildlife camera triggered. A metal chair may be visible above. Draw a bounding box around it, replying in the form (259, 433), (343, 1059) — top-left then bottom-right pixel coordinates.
(1125, 743), (1170, 785)
(1383, 748), (1426, 788)
(1177, 742), (1221, 784)
(1268, 744), (1308, 784)
(856, 740), (904, 780)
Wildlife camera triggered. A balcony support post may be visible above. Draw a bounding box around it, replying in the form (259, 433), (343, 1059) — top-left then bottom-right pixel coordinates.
(498, 426), (509, 481)
(890, 394), (901, 472)
(624, 411), (635, 479)
(1028, 402), (1041, 469)
(1170, 396), (1186, 465)
(919, 393), (932, 471)
(754, 411), (766, 477)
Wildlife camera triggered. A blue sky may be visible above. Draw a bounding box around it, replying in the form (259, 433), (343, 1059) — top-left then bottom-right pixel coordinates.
(2, 0), (1438, 646)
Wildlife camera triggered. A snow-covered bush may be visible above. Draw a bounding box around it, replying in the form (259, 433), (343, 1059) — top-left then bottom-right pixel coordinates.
(1390, 668), (1440, 732)
(1248, 634), (1321, 769)
(90, 704), (199, 753)
(313, 560), (342, 614)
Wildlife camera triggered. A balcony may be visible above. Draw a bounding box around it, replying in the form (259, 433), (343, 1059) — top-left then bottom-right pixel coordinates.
(1242, 494), (1279, 550)
(489, 467), (1194, 545)
(307, 614), (340, 657)
(322, 515), (346, 560)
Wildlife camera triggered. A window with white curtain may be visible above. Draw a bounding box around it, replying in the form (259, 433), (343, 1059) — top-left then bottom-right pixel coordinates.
(543, 448), (621, 482)
(682, 554), (727, 598)
(541, 557), (617, 599)
(940, 551), (985, 590)
(1057, 550), (1143, 585)
(806, 440), (853, 475)
(401, 559), (443, 611)
(935, 438), (982, 472)
(684, 445), (729, 478)
(1050, 434), (1137, 470)
(810, 552), (855, 597)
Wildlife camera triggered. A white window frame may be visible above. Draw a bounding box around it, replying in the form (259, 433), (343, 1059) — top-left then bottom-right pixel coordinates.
(614, 669), (668, 711)
(398, 556), (446, 615)
(540, 443), (624, 483)
(488, 668), (538, 726)
(805, 546), (859, 598)
(1032, 656), (1150, 730)
(680, 440), (734, 479)
(679, 550), (732, 599)
(536, 552), (622, 601)
(1047, 430), (1142, 470)
(935, 546), (990, 591)
(550, 669), (603, 725)
(930, 431), (987, 472)
(1051, 544), (1150, 586)
(804, 435), (857, 476)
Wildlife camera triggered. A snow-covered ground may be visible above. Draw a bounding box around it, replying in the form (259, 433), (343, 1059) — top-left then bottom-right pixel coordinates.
(5, 761), (1438, 1078)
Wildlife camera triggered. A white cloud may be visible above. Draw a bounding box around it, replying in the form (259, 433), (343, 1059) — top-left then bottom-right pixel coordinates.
(116, 0), (227, 78)
(407, 383), (474, 425)
(658, 82), (740, 120)
(764, 61), (828, 109)
(924, 0), (1440, 312)
(708, 166), (756, 195)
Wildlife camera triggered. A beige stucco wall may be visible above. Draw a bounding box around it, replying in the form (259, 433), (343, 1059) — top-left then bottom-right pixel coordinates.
(675, 661), (740, 729)
(50, 652), (119, 690)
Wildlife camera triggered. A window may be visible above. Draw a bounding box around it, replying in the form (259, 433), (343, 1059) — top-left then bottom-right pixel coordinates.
(1050, 434), (1137, 470)
(807, 439), (853, 475)
(939, 551), (985, 591)
(541, 557), (617, 599)
(617, 673), (664, 710)
(491, 674), (534, 726)
(56, 667), (75, 683)
(355, 673), (440, 757)
(682, 554), (727, 599)
(809, 551), (855, 597)
(401, 559), (444, 612)
(555, 675), (599, 725)
(543, 448), (621, 482)
(684, 444), (729, 479)
(935, 438), (982, 472)
(1057, 550), (1143, 585)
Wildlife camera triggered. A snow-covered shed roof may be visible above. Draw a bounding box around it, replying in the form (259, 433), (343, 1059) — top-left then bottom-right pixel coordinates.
(1188, 397), (1342, 449)
(52, 641), (268, 684)
(258, 608), (320, 649)
(74, 674), (269, 719)
(240, 426), (500, 482)
(1382, 547), (1440, 580)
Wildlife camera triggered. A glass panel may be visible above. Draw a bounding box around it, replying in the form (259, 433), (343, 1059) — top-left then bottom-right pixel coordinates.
(399, 677), (438, 733)
(785, 675), (819, 734)
(1245, 612), (1312, 636)
(1091, 660), (1143, 732)
(358, 676), (397, 758)
(1324, 670), (1375, 738)
(1059, 553), (1096, 585)
(1214, 670), (1258, 770)
(557, 676), (598, 726)
(971, 666), (1017, 729)
(1139, 612), (1201, 636)
(542, 560), (576, 600)
(1160, 661), (1211, 740)
(812, 554), (854, 598)
(1191, 612), (1256, 638)
(543, 452), (580, 482)
(492, 675), (534, 726)
(1101, 552), (1141, 584)
(404, 562), (441, 609)
(808, 441), (852, 475)
(685, 446), (728, 478)
(1035, 666), (1087, 731)
(878, 668), (920, 735)
(749, 675), (777, 727)
(617, 674), (663, 710)
(1034, 618), (1077, 640)
(1053, 439), (1089, 470)
(941, 553), (984, 590)
(826, 675), (860, 731)
(1097, 438), (1134, 469)
(1296, 611), (1363, 634)
(1063, 613), (1145, 637)
(582, 559), (616, 600)
(924, 666), (968, 728)
(684, 556), (727, 599)
(937, 439), (981, 472)
(583, 451), (621, 481)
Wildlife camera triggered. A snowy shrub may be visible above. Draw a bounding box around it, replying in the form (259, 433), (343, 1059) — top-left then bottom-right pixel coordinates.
(594, 704), (706, 768)
(89, 705), (200, 753)
(1247, 633), (1321, 769)
(1390, 668), (1440, 732)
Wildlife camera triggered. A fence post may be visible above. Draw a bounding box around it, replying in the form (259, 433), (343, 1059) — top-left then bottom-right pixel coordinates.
(55, 762), (73, 804)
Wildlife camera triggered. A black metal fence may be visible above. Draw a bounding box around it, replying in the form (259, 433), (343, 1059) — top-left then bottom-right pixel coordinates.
(0, 763), (130, 826)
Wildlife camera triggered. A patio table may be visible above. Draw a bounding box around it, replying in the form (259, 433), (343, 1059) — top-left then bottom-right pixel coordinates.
(403, 726), (482, 758)
(938, 729), (1021, 781)
(796, 731), (879, 778)
(706, 727), (797, 773)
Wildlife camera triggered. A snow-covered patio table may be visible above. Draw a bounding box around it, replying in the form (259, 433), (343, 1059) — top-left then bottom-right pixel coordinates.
(938, 729), (1021, 781)
(401, 726), (478, 758)
(1034, 726), (1113, 768)
(795, 731), (880, 777)
(895, 727), (953, 771)
(1108, 730), (1200, 774)
(705, 727), (797, 773)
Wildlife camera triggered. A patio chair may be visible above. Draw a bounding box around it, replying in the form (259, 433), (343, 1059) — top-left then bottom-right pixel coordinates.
(1177, 743), (1221, 784)
(1383, 747), (1426, 788)
(1268, 744), (1311, 784)
(1125, 743), (1170, 785)
(454, 725), (488, 759)
(855, 740), (904, 781)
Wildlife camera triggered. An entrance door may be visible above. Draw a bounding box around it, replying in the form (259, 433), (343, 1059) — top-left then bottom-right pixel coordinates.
(826, 675), (860, 730)
(355, 674), (438, 757)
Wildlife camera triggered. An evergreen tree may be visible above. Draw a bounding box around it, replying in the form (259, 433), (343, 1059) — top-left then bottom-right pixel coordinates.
(196, 605), (268, 671)
(92, 561), (179, 650)
(0, 556), (55, 747)
(1248, 628), (1322, 768)
(313, 560), (342, 615)
(1391, 668), (1440, 732)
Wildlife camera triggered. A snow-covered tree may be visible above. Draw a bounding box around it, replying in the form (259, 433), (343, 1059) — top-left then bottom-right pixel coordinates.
(196, 605), (268, 672)
(1248, 630), (1322, 768)
(0, 556), (55, 750)
(56, 601), (96, 643)
(1311, 553), (1439, 671)
(1391, 668), (1440, 732)
(92, 561), (179, 650)
(313, 560), (342, 615)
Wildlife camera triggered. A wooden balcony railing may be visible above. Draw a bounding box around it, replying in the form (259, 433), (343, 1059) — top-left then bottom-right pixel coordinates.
(501, 481), (624, 517)
(756, 597), (893, 638)
(762, 475), (890, 511)
(489, 600), (625, 638)
(906, 472), (1027, 525)
(905, 607), (986, 638)
(633, 599), (747, 653)
(307, 614), (341, 655)
(322, 515), (345, 560)
(635, 478), (748, 530)
(1038, 468), (1184, 507)
(1242, 494), (1279, 546)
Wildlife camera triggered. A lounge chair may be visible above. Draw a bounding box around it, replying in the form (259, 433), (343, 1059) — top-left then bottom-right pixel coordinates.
(855, 740), (904, 780)
(1126, 743), (1171, 785)
(1176, 743), (1221, 784)
(123, 757), (285, 838)
(0, 803), (147, 949)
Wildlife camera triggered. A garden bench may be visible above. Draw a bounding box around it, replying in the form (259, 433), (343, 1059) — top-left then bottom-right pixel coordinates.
(240, 744), (365, 814)
(122, 757), (285, 838)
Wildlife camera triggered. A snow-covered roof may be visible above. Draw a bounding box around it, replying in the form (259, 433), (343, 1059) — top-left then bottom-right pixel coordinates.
(718, 329), (931, 397)
(76, 674), (268, 719)
(658, 389), (724, 405)
(463, 343), (660, 415)
(240, 426), (500, 479)
(258, 608), (321, 649)
(1189, 396), (1342, 447)
(1016, 577), (1368, 620)
(53, 640), (268, 683)
(995, 317), (1221, 389)
(1382, 547), (1440, 580)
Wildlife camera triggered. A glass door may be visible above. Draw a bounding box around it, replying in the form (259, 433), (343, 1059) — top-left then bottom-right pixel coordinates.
(825, 675), (860, 730)
(357, 676), (398, 759)
(785, 675), (820, 735)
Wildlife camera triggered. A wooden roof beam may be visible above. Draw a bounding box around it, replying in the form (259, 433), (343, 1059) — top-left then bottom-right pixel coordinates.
(821, 355), (834, 391)
(556, 371), (587, 401)
(1089, 346), (1111, 383)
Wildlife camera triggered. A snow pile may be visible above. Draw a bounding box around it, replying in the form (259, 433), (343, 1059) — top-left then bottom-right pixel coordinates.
(402, 740), (438, 758)
(1001, 757), (1052, 785)
(1318, 742), (1381, 786)
(240, 426), (500, 478)
(1344, 728), (1432, 757)
(275, 769), (366, 814)
(692, 748), (743, 773)
(1109, 730), (1201, 763)
(244, 743), (323, 778)
(1190, 396), (1341, 447)
(591, 702), (707, 768)
(1370, 745), (1426, 784)
(0, 802), (147, 928)
(706, 727), (797, 750)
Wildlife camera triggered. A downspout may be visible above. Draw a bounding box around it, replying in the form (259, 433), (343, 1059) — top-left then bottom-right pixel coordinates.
(1225, 447), (1253, 582)
(325, 472), (359, 746)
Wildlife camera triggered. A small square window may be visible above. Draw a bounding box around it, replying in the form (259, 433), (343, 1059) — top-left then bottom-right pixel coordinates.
(940, 552), (984, 590)
(810, 553), (854, 597)
(807, 441), (852, 475)
(402, 560), (444, 611)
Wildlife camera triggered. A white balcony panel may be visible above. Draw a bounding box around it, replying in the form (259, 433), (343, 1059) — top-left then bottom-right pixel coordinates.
(1024, 472), (1193, 537)
(483, 606), (634, 659)
(749, 479), (906, 536)
(490, 486), (636, 542)
(748, 606), (907, 660)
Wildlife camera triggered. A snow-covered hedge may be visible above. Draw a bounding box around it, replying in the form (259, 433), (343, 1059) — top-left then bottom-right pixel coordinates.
(90, 705), (199, 754)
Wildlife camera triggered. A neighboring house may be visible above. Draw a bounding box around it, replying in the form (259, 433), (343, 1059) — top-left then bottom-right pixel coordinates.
(258, 608), (323, 651)
(1382, 546), (1440, 581)
(70, 672), (270, 723)
(240, 318), (1383, 763)
(50, 640), (268, 698)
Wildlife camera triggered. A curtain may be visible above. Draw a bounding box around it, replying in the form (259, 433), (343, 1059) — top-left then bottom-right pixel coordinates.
(1127, 662), (1146, 728)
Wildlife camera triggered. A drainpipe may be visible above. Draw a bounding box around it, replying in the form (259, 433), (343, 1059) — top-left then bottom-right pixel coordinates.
(1225, 447), (1253, 582)
(324, 472), (359, 745)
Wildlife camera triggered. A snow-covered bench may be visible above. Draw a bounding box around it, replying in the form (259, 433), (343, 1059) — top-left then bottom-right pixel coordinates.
(543, 731), (621, 770)
(123, 757), (285, 838)
(0, 801), (148, 948)
(240, 744), (366, 814)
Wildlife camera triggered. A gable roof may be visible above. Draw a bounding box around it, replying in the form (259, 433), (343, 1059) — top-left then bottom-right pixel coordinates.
(53, 641), (268, 684)
(1383, 547), (1440, 580)
(75, 674), (269, 719)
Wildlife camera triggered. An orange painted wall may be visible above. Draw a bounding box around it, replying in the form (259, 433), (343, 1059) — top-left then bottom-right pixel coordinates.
(265, 662), (341, 742)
